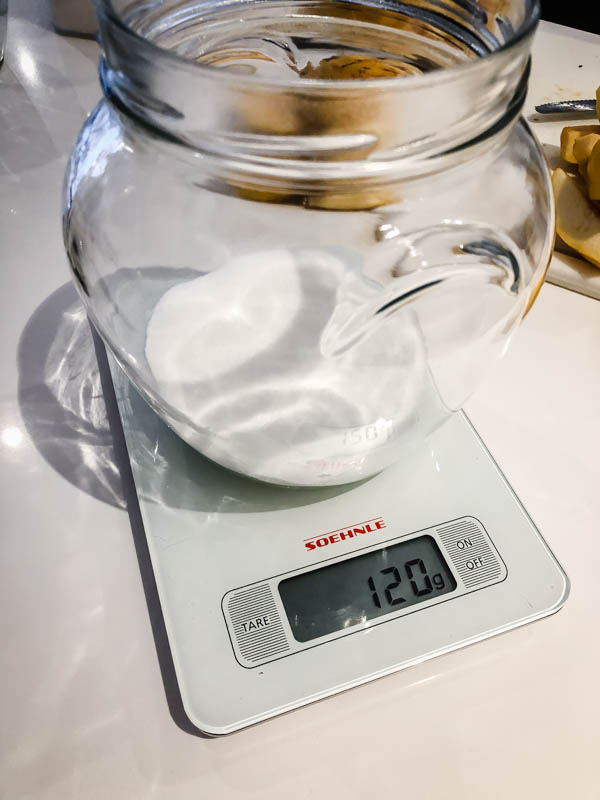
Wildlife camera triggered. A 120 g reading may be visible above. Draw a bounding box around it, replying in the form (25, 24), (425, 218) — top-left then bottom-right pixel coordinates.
(367, 558), (446, 609)
(279, 534), (457, 643)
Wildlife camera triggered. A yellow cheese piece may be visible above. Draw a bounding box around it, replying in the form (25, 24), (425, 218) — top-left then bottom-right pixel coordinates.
(560, 125), (600, 164)
(552, 168), (600, 268)
(586, 139), (600, 201)
(572, 133), (600, 166)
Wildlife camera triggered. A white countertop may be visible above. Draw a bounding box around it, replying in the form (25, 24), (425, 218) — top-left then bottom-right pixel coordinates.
(1, 8), (600, 799)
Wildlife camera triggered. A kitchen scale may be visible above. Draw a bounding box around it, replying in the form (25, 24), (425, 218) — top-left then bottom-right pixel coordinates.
(104, 351), (569, 736)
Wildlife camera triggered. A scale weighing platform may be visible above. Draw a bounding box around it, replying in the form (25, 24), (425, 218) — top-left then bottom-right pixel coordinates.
(105, 353), (569, 736)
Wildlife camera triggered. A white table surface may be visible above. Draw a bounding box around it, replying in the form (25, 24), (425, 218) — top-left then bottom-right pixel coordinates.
(1, 7), (600, 799)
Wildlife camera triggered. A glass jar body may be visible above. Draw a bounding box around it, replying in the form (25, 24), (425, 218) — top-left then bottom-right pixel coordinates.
(64, 93), (552, 486)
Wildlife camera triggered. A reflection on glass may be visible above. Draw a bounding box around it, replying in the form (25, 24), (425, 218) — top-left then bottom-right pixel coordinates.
(18, 47), (38, 85)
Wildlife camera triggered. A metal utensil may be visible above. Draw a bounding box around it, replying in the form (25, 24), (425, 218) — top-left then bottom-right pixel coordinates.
(535, 99), (596, 115)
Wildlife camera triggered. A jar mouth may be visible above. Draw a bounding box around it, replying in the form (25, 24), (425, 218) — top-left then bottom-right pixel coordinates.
(97, 0), (539, 165)
(96, 0), (539, 91)
(102, 55), (527, 186)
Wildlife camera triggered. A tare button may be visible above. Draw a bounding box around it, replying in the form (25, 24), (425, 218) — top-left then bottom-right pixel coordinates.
(436, 517), (506, 588)
(224, 583), (291, 667)
(240, 615), (272, 633)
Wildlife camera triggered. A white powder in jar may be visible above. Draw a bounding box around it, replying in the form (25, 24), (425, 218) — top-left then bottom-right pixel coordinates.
(145, 247), (427, 484)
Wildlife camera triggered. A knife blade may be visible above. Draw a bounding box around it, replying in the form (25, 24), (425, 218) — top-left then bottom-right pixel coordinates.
(535, 99), (596, 115)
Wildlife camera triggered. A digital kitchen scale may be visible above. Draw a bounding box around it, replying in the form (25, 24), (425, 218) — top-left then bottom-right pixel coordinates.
(105, 353), (569, 736)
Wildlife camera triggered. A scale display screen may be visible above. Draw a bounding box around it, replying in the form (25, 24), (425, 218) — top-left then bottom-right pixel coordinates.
(279, 536), (457, 642)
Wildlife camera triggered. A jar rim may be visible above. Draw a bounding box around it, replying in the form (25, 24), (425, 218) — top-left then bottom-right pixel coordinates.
(95, 0), (540, 91)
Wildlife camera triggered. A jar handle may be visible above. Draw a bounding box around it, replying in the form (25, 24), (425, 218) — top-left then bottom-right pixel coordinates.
(320, 223), (525, 359)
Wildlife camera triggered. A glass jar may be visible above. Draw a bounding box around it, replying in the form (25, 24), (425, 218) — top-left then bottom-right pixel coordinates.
(64, 0), (553, 487)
